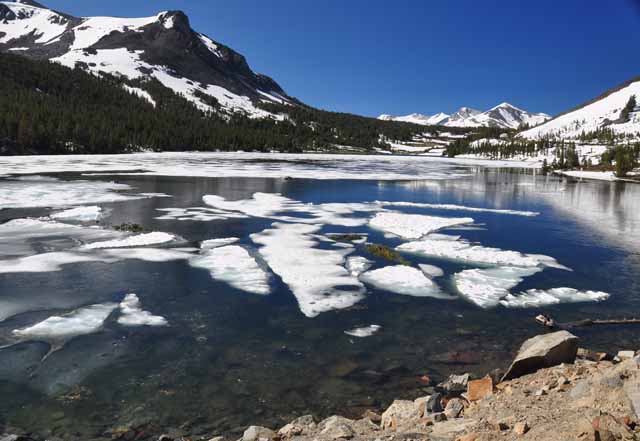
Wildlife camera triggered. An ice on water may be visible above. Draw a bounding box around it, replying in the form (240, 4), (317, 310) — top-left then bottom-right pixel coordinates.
(345, 325), (381, 338)
(360, 265), (452, 299)
(369, 212), (474, 239)
(117, 294), (168, 327)
(501, 288), (610, 308)
(190, 245), (271, 295)
(12, 303), (118, 341)
(251, 223), (365, 317)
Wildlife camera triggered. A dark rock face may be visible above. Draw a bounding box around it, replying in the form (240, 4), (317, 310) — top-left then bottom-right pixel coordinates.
(502, 331), (579, 381)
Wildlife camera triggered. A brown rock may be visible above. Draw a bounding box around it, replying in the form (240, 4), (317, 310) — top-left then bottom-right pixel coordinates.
(502, 331), (579, 381)
(513, 421), (529, 435)
(456, 433), (478, 441)
(467, 376), (493, 402)
(362, 410), (381, 424)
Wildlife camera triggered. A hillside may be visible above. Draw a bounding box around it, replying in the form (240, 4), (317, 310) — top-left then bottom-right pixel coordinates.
(519, 77), (640, 140)
(0, 0), (290, 118)
(0, 53), (424, 154)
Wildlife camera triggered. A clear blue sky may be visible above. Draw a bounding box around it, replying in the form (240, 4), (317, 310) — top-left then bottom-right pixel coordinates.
(45, 0), (640, 117)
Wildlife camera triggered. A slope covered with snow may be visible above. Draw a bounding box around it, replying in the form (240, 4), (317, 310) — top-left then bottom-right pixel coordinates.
(0, 1), (292, 118)
(519, 78), (640, 140)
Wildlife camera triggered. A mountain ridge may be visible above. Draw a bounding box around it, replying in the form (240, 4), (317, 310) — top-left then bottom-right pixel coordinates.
(378, 103), (550, 130)
(0, 0), (292, 117)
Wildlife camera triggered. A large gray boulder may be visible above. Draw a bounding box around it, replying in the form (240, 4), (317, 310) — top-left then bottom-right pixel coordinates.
(502, 331), (579, 381)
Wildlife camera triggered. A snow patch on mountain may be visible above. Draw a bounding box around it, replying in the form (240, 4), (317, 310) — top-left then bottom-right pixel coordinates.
(0, 1), (68, 44)
(520, 79), (640, 140)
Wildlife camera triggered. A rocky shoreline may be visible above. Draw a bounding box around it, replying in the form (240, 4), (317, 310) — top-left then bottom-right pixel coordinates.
(3, 330), (640, 441)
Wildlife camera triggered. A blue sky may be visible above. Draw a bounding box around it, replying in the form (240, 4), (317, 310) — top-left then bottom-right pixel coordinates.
(45, 0), (640, 117)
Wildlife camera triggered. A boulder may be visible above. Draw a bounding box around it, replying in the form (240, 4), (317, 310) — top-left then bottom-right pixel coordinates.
(444, 398), (465, 419)
(318, 416), (355, 439)
(242, 426), (275, 441)
(502, 331), (579, 381)
(279, 415), (316, 437)
(466, 376), (493, 401)
(380, 400), (420, 430)
(438, 374), (470, 397)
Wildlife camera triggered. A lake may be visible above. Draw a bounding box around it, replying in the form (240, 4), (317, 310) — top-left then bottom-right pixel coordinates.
(0, 153), (639, 440)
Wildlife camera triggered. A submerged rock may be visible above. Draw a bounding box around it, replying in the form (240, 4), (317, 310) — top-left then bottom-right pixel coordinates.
(502, 331), (579, 381)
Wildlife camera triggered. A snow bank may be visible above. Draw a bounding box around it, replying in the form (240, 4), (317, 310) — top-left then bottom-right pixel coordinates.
(82, 232), (175, 249)
(344, 325), (381, 338)
(12, 303), (117, 340)
(500, 288), (610, 308)
(190, 245), (270, 295)
(369, 213), (474, 239)
(360, 265), (451, 298)
(453, 266), (542, 308)
(251, 223), (365, 317)
(51, 206), (103, 222)
(117, 294), (168, 326)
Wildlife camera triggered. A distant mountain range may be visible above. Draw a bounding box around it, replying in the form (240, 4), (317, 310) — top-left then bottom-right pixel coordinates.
(379, 103), (551, 130)
(0, 0), (293, 118)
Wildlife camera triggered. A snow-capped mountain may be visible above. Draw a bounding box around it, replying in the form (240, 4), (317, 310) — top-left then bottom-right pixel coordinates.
(379, 103), (550, 129)
(378, 112), (450, 126)
(0, 0), (292, 117)
(519, 77), (640, 140)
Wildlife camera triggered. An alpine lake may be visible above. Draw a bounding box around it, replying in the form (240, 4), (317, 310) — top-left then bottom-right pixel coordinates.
(0, 153), (638, 440)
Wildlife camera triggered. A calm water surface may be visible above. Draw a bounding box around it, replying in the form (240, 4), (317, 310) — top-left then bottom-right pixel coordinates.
(0, 162), (639, 439)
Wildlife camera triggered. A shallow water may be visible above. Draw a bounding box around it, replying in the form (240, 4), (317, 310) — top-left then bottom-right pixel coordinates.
(0, 156), (639, 440)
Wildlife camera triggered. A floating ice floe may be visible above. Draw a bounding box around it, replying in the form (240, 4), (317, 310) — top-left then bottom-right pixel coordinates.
(345, 325), (381, 338)
(200, 238), (240, 249)
(500, 288), (610, 308)
(82, 232), (176, 249)
(190, 245), (270, 295)
(117, 294), (168, 327)
(0, 248), (192, 274)
(360, 265), (452, 299)
(0, 176), (161, 209)
(398, 235), (569, 269)
(0, 218), (121, 258)
(453, 266), (543, 308)
(376, 201), (539, 217)
(346, 256), (374, 276)
(251, 223), (365, 317)
(155, 207), (248, 222)
(50, 206), (103, 222)
(419, 264), (445, 278)
(369, 213), (474, 239)
(12, 303), (118, 341)
(204, 193), (376, 227)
